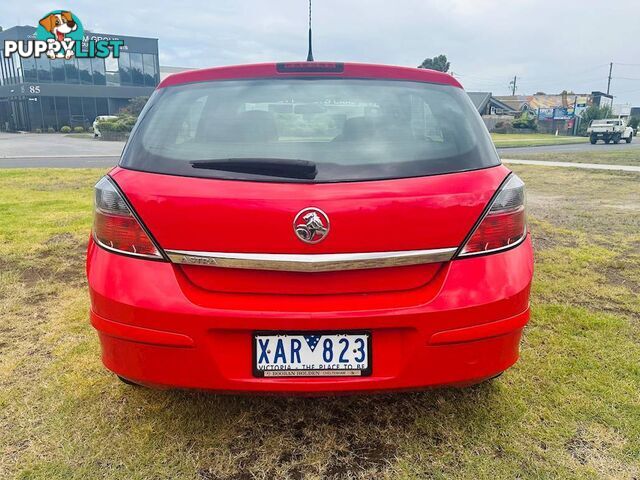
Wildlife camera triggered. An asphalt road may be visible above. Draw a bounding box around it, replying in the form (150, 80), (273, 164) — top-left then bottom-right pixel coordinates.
(0, 156), (120, 168)
(502, 158), (640, 172)
(1, 132), (640, 169)
(0, 132), (123, 168)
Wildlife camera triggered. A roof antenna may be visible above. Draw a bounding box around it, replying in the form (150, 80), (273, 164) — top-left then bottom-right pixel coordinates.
(306, 0), (314, 61)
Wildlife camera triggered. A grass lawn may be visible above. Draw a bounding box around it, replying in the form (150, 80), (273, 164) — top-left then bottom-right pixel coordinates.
(492, 133), (589, 148)
(503, 148), (640, 167)
(1, 167), (639, 479)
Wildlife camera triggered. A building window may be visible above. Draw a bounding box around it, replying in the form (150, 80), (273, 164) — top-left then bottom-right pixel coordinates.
(1, 53), (11, 84)
(27, 97), (43, 130)
(51, 59), (65, 83)
(143, 53), (157, 86)
(55, 96), (70, 128)
(96, 97), (109, 116)
(91, 58), (106, 85)
(108, 98), (129, 114)
(22, 57), (38, 83)
(12, 53), (23, 83)
(82, 97), (97, 125)
(130, 53), (144, 86)
(41, 96), (57, 131)
(1, 53), (22, 84)
(36, 57), (52, 82)
(64, 59), (79, 84)
(69, 96), (84, 126)
(118, 52), (132, 85)
(1, 51), (21, 85)
(78, 58), (93, 85)
(105, 54), (120, 86)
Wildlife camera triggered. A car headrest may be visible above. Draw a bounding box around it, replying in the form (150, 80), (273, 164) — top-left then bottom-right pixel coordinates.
(337, 116), (377, 141)
(230, 110), (278, 142)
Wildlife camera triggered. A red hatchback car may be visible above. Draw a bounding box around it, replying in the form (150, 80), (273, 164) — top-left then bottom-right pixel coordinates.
(87, 62), (533, 393)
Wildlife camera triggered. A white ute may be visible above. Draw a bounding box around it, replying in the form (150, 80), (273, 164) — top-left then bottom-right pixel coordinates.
(587, 119), (634, 144)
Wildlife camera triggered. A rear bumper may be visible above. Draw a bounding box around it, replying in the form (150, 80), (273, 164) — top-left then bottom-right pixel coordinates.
(87, 235), (533, 393)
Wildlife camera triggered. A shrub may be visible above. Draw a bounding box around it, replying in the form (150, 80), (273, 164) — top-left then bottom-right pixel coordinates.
(60, 126), (72, 133)
(34, 128), (42, 133)
(47, 127), (56, 133)
(73, 126), (85, 133)
(492, 119), (513, 133)
(96, 114), (136, 133)
(512, 112), (537, 130)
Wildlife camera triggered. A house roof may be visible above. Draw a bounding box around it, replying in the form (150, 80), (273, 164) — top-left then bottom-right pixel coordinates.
(467, 92), (518, 114)
(467, 92), (492, 112)
(496, 94), (592, 110)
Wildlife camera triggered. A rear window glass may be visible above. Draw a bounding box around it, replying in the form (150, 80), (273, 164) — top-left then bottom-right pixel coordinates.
(121, 78), (500, 183)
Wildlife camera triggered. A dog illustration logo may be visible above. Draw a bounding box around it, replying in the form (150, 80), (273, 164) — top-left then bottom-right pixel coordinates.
(36, 10), (84, 59)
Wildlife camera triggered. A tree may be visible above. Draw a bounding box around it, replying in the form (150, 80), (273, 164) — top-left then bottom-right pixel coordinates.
(577, 105), (613, 136)
(119, 96), (150, 117)
(418, 54), (450, 72)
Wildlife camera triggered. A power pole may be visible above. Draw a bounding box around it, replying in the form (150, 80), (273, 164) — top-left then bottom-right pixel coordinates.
(606, 62), (613, 95)
(509, 76), (517, 96)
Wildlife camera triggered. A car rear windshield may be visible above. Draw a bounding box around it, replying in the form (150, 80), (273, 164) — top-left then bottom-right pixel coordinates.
(121, 78), (500, 183)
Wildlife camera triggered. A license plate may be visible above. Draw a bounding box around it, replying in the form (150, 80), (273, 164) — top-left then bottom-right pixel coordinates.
(253, 331), (371, 377)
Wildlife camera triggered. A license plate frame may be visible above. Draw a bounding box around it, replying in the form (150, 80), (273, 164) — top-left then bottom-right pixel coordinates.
(252, 330), (372, 378)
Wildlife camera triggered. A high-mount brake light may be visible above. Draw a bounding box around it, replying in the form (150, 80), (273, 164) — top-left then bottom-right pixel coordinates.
(93, 176), (163, 259)
(276, 62), (344, 73)
(458, 174), (527, 257)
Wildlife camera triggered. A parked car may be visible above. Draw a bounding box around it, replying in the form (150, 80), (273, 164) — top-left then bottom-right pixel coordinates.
(92, 115), (118, 138)
(87, 62), (533, 394)
(587, 118), (634, 144)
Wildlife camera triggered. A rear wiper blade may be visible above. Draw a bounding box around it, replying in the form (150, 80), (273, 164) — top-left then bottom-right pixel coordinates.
(190, 158), (317, 180)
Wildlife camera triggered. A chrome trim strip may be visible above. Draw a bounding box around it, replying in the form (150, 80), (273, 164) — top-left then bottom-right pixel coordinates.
(165, 247), (457, 272)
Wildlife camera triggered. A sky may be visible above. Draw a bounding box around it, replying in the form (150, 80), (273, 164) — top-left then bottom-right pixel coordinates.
(2, 0), (640, 105)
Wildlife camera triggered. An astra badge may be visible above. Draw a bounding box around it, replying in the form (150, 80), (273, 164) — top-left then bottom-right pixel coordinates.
(294, 208), (330, 244)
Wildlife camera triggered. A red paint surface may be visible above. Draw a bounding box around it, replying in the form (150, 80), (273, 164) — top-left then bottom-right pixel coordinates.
(158, 62), (463, 89)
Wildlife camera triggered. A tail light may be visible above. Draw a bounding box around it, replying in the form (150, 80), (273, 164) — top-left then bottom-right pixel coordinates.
(93, 176), (164, 259)
(458, 174), (527, 257)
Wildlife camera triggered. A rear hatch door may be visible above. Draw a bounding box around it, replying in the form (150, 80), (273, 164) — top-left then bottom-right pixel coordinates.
(111, 165), (508, 295)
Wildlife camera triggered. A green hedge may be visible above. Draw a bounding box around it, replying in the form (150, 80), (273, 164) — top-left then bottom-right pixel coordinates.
(96, 115), (137, 133)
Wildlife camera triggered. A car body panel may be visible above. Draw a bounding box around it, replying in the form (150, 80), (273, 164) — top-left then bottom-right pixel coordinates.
(158, 62), (463, 89)
(87, 234), (533, 393)
(110, 165), (510, 295)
